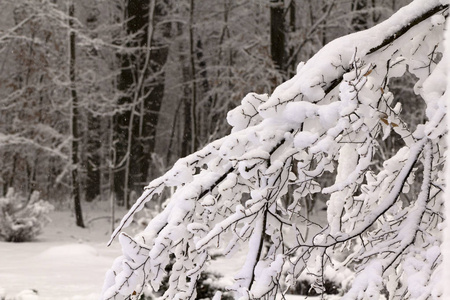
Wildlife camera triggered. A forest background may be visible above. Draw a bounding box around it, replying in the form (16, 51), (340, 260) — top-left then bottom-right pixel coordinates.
(0, 0), (415, 227)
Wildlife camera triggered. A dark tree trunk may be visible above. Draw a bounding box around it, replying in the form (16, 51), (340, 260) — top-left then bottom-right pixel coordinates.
(85, 115), (101, 202)
(114, 0), (169, 208)
(180, 42), (192, 158)
(196, 40), (214, 144)
(188, 0), (197, 153)
(287, 0), (296, 77)
(181, 95), (192, 158)
(270, 0), (285, 71)
(137, 37), (169, 181)
(114, 50), (134, 207)
(69, 2), (85, 228)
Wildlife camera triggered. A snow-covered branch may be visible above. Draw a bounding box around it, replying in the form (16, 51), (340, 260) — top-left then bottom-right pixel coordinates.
(102, 0), (449, 299)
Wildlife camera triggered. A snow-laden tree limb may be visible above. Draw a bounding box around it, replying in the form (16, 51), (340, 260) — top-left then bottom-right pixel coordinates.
(102, 1), (449, 299)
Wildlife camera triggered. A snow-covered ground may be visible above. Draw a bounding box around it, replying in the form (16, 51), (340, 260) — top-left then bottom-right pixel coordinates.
(0, 202), (338, 300)
(0, 202), (126, 299)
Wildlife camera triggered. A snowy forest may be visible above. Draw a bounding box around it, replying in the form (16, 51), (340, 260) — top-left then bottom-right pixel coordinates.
(0, 0), (414, 224)
(1, 0), (450, 299)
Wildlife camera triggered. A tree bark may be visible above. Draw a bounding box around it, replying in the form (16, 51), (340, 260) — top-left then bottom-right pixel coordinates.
(69, 2), (85, 228)
(270, 0), (285, 71)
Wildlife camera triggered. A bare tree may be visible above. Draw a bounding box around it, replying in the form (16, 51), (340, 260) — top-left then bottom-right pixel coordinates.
(68, 1), (85, 228)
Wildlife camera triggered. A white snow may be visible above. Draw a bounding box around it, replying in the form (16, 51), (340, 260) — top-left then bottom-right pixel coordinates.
(0, 202), (327, 299)
(0, 203), (128, 300)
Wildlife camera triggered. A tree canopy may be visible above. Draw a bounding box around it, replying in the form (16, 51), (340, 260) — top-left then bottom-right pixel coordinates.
(102, 0), (449, 299)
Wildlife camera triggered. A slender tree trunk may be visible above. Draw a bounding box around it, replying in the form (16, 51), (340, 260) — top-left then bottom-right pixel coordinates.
(181, 41), (192, 157)
(188, 0), (197, 153)
(123, 97), (136, 208)
(69, 2), (85, 228)
(109, 116), (116, 234)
